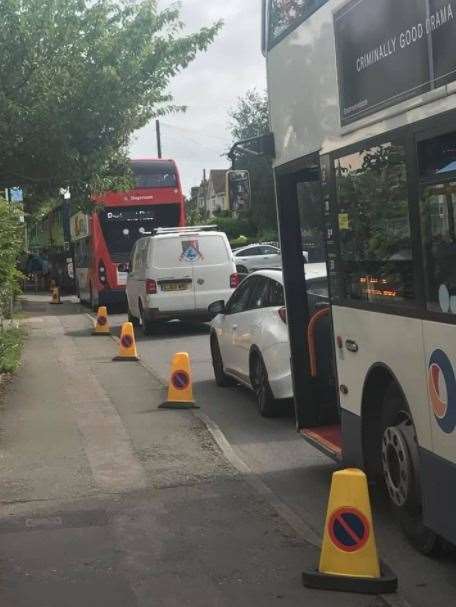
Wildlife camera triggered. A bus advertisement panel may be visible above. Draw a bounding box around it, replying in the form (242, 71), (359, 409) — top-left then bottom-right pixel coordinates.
(263, 0), (456, 553)
(73, 159), (185, 309)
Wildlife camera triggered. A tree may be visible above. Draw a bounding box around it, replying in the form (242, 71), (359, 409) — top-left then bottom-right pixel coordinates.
(0, 199), (24, 318)
(0, 0), (221, 209)
(229, 90), (270, 142)
(228, 90), (277, 238)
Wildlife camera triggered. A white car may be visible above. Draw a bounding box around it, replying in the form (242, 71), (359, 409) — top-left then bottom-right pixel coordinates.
(233, 243), (309, 274)
(209, 265), (328, 416)
(233, 244), (282, 274)
(127, 227), (238, 334)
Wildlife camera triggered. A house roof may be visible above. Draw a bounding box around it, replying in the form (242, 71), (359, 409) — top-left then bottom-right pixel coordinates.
(208, 170), (228, 195)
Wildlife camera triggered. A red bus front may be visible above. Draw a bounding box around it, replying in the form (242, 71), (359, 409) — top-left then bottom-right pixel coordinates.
(73, 159), (185, 308)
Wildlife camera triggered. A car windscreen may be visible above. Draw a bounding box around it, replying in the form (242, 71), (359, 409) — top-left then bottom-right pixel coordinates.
(99, 204), (180, 261)
(131, 160), (178, 189)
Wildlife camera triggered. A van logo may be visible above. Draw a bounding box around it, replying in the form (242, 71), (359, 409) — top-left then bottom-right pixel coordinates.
(180, 240), (203, 263)
(428, 349), (456, 434)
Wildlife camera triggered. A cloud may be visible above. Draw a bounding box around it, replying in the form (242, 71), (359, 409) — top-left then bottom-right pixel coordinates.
(129, 0), (267, 195)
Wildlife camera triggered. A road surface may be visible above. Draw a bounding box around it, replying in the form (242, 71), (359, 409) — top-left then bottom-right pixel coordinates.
(107, 308), (456, 607)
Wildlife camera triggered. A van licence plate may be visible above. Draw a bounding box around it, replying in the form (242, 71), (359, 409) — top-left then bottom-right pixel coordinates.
(161, 282), (189, 292)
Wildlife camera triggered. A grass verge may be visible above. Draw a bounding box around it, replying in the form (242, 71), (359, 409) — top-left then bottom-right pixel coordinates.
(0, 326), (25, 374)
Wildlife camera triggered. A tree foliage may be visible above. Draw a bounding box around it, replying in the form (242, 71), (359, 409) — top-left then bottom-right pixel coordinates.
(0, 199), (24, 318)
(228, 89), (276, 237)
(229, 89), (270, 142)
(0, 0), (221, 208)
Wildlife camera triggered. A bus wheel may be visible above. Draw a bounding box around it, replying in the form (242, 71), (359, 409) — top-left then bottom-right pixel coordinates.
(381, 386), (446, 556)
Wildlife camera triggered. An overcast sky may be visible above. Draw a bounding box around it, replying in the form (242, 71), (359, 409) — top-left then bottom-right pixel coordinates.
(129, 0), (267, 196)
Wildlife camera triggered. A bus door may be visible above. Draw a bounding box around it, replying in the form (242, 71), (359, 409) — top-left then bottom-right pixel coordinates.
(275, 153), (339, 457)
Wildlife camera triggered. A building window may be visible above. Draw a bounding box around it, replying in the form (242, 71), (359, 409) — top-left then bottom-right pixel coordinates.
(268, 0), (328, 47)
(335, 142), (415, 306)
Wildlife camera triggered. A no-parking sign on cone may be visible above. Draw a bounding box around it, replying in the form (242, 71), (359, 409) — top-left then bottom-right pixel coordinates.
(50, 287), (62, 305)
(159, 352), (199, 410)
(92, 306), (111, 335)
(302, 468), (397, 594)
(113, 322), (139, 362)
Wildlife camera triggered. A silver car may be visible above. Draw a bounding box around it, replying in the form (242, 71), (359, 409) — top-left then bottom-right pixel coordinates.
(233, 244), (282, 274)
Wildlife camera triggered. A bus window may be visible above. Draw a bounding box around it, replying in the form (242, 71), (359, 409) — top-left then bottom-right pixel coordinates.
(268, 0), (328, 47)
(420, 182), (456, 314)
(132, 160), (178, 189)
(335, 142), (415, 305)
(297, 180), (326, 264)
(418, 132), (456, 180)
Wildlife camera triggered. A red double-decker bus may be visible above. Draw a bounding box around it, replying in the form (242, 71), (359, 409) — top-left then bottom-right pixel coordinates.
(72, 158), (185, 309)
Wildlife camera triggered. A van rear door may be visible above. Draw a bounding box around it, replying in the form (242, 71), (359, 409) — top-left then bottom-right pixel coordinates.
(191, 234), (235, 312)
(151, 237), (195, 312)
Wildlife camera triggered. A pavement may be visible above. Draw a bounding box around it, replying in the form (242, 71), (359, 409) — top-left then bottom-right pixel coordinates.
(0, 294), (388, 607)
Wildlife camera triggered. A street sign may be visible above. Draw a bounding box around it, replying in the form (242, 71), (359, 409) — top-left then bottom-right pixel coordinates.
(226, 170), (251, 212)
(8, 187), (23, 203)
(328, 507), (370, 552)
(171, 370), (190, 391)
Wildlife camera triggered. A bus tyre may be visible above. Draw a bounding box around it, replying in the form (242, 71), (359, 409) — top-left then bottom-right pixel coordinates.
(210, 334), (231, 387)
(381, 385), (447, 556)
(139, 301), (154, 336)
(250, 351), (277, 418)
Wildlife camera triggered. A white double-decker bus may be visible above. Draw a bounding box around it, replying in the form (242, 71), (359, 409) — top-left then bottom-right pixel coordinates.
(262, 0), (456, 553)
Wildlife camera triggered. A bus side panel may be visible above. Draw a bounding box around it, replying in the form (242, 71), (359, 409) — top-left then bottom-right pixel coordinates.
(421, 322), (456, 543)
(332, 306), (432, 456)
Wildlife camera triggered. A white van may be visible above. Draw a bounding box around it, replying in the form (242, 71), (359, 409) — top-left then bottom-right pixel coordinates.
(126, 227), (239, 334)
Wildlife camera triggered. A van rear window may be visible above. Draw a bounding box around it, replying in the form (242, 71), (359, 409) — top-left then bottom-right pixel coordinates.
(153, 236), (229, 268)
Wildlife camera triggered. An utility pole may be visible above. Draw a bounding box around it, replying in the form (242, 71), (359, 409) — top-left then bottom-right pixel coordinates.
(156, 119), (162, 159)
(203, 169), (208, 217)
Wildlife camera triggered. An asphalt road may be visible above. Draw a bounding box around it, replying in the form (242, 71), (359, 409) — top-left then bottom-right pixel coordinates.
(106, 309), (456, 607)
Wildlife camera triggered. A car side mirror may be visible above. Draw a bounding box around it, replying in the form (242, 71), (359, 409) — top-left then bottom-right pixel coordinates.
(208, 300), (226, 318)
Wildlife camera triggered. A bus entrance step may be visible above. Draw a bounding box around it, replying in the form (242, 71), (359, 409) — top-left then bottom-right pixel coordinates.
(301, 425), (342, 460)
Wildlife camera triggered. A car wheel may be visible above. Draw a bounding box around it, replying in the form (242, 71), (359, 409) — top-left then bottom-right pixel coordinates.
(128, 308), (140, 328)
(381, 384), (450, 556)
(210, 334), (232, 387)
(237, 265), (248, 275)
(251, 352), (277, 417)
(139, 300), (154, 336)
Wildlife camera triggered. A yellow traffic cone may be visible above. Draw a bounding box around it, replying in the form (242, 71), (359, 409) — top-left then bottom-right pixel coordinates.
(50, 286), (62, 305)
(302, 468), (397, 594)
(92, 306), (111, 336)
(112, 322), (139, 361)
(159, 352), (199, 409)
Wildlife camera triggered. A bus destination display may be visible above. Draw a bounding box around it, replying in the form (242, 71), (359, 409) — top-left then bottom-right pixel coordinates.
(335, 0), (456, 125)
